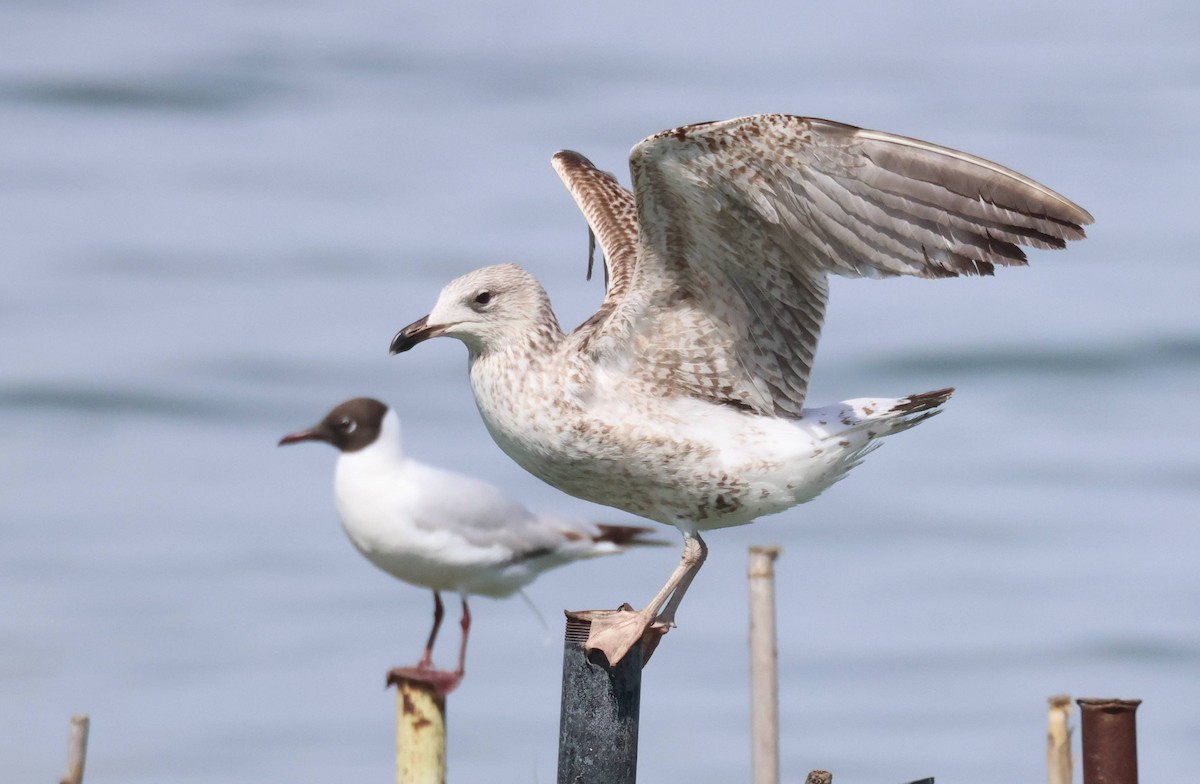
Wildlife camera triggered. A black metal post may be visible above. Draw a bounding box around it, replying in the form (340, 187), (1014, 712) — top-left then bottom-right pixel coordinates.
(1077, 698), (1140, 784)
(557, 610), (643, 784)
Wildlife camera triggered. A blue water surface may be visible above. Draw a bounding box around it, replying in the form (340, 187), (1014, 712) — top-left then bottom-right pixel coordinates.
(2, 1), (1197, 782)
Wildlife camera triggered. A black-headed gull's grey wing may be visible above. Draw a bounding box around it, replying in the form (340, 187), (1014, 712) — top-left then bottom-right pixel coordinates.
(401, 459), (654, 561)
(579, 114), (1093, 418)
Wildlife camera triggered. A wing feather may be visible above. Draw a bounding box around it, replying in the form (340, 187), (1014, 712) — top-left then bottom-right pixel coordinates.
(561, 114), (1091, 416)
(551, 151), (639, 337)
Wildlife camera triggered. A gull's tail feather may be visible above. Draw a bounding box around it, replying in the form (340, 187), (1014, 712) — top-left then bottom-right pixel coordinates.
(793, 387), (955, 508)
(591, 523), (670, 548)
(548, 521), (669, 560)
(897, 386), (955, 413)
(887, 386), (955, 432)
(832, 386), (955, 438)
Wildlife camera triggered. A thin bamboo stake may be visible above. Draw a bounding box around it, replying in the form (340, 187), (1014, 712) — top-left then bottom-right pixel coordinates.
(59, 714), (89, 784)
(394, 677), (447, 784)
(748, 545), (782, 784)
(1047, 694), (1073, 784)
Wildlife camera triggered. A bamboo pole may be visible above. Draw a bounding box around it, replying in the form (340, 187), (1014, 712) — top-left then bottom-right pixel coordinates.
(1047, 694), (1072, 784)
(393, 677), (447, 784)
(748, 546), (782, 784)
(557, 609), (643, 784)
(59, 714), (89, 784)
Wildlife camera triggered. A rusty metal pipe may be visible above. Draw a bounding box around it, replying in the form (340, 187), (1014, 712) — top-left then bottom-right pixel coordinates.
(1077, 697), (1140, 784)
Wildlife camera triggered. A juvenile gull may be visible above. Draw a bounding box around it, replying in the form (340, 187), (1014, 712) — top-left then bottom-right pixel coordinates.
(390, 114), (1093, 665)
(278, 397), (661, 692)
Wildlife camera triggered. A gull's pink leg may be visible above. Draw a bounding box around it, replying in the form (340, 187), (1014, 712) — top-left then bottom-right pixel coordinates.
(585, 532), (707, 666)
(454, 597), (471, 678)
(654, 534), (708, 627)
(417, 590), (445, 671)
(387, 593), (467, 697)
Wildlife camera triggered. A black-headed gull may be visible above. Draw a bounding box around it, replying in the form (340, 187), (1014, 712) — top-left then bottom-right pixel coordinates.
(279, 397), (661, 692)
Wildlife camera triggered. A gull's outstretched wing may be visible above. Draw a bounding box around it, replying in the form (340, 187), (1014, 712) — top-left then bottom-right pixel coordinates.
(579, 114), (1091, 417)
(551, 151), (639, 334)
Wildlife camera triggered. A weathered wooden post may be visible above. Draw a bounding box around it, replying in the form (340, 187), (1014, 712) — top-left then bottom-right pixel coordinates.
(557, 609), (644, 784)
(1077, 697), (1140, 784)
(1047, 694), (1073, 784)
(390, 676), (447, 784)
(59, 714), (89, 784)
(748, 546), (782, 784)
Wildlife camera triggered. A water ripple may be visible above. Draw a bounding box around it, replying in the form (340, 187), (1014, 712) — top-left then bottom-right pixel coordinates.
(878, 335), (1200, 378)
(0, 67), (290, 113)
(0, 383), (250, 420)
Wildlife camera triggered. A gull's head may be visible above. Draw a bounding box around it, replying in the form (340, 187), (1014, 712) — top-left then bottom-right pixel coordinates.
(390, 263), (555, 357)
(277, 397), (392, 453)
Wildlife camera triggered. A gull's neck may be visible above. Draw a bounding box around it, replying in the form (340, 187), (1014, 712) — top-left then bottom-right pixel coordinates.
(470, 302), (565, 362)
(525, 307), (566, 354)
(466, 303), (569, 451)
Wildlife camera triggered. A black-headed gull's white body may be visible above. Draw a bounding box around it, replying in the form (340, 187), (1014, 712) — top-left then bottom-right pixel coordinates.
(279, 397), (659, 691)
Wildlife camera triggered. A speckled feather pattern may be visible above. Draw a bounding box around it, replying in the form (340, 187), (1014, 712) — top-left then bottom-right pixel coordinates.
(414, 114), (1091, 531)
(464, 293), (954, 529)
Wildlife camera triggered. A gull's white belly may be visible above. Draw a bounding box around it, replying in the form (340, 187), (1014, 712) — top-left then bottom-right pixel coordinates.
(476, 385), (873, 530)
(333, 456), (531, 597)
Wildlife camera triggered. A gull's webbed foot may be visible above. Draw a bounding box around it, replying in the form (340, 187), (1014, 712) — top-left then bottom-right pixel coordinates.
(579, 605), (669, 667)
(386, 665), (464, 698)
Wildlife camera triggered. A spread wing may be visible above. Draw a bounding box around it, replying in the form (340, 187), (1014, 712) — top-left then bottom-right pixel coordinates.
(551, 151), (639, 335)
(568, 114), (1092, 417)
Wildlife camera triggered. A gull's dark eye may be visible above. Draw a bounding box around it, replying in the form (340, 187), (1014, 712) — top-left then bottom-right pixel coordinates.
(474, 290), (492, 306)
(338, 417), (356, 433)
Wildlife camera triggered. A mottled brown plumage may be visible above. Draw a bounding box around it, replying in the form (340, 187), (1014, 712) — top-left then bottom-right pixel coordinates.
(392, 114), (1091, 665)
(553, 115), (1091, 419)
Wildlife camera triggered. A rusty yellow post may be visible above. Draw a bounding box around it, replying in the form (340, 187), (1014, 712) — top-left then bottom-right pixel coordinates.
(394, 677), (447, 784)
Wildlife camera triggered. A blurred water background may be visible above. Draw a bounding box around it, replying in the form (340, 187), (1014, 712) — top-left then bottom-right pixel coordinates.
(3, 1), (1198, 781)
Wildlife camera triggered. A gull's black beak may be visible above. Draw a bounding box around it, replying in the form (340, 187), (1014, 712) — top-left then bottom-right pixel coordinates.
(277, 424), (330, 447)
(390, 314), (443, 354)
